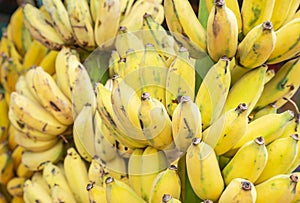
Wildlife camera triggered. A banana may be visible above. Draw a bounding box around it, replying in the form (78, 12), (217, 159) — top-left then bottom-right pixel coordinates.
(267, 18), (300, 64)
(15, 75), (39, 105)
(161, 194), (182, 203)
(252, 103), (277, 120)
(31, 171), (51, 195)
(186, 138), (224, 201)
(9, 92), (68, 135)
(108, 50), (121, 77)
(94, 0), (121, 48)
(218, 178), (256, 203)
(138, 92), (173, 150)
(64, 147), (89, 203)
(283, 0), (300, 24)
(149, 165), (181, 203)
(255, 134), (299, 184)
(11, 196), (24, 203)
(224, 65), (267, 114)
(16, 162), (33, 179)
(13, 128), (58, 152)
(255, 174), (298, 203)
(207, 0), (238, 62)
(21, 139), (64, 171)
(203, 103), (248, 155)
(65, 0), (95, 49)
(105, 176), (146, 203)
(222, 137), (268, 185)
(90, 0), (101, 22)
(0, 93), (9, 140)
(23, 3), (64, 50)
(66, 54), (97, 119)
(87, 182), (107, 203)
(22, 39), (48, 69)
(270, 0), (295, 30)
(42, 162), (76, 202)
(195, 56), (231, 129)
(39, 50), (58, 75)
(292, 172), (300, 203)
(23, 179), (52, 203)
(95, 82), (146, 149)
(51, 183), (77, 203)
(165, 47), (195, 116)
(11, 145), (25, 170)
(111, 75), (148, 146)
(30, 66), (73, 125)
(88, 157), (107, 186)
(42, 0), (75, 44)
(172, 96), (202, 154)
(236, 21), (276, 69)
(128, 148), (144, 197)
(164, 0), (207, 58)
(94, 110), (118, 162)
(138, 44), (168, 104)
(241, 0), (275, 35)
(255, 57), (300, 109)
(6, 177), (25, 197)
(229, 110), (294, 154)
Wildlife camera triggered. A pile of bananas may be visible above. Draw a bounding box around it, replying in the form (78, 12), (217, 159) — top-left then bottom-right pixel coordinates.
(0, 0), (300, 202)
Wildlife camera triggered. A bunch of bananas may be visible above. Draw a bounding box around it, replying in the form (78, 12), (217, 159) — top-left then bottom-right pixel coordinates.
(0, 0), (300, 202)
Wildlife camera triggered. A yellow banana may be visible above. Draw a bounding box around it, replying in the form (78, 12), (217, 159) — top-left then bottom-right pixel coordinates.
(23, 179), (52, 203)
(186, 138), (224, 201)
(6, 177), (25, 197)
(255, 173), (298, 203)
(73, 103), (96, 162)
(203, 103), (248, 155)
(0, 152), (14, 184)
(222, 137), (268, 185)
(63, 147), (89, 203)
(30, 66), (73, 125)
(105, 176), (146, 203)
(241, 0), (275, 35)
(255, 57), (300, 109)
(13, 128), (58, 152)
(22, 39), (48, 69)
(149, 165), (181, 203)
(31, 171), (51, 195)
(128, 148), (144, 197)
(21, 139), (64, 171)
(224, 65), (267, 114)
(16, 162), (33, 179)
(0, 93), (9, 140)
(270, 0), (296, 30)
(236, 21), (276, 69)
(138, 92), (173, 150)
(291, 172), (300, 203)
(65, 0), (95, 49)
(39, 50), (58, 75)
(195, 56), (231, 129)
(267, 18), (300, 64)
(9, 92), (68, 135)
(87, 182), (107, 203)
(172, 96), (202, 153)
(51, 183), (77, 203)
(90, 0), (101, 22)
(42, 162), (76, 202)
(11, 145), (25, 170)
(283, 0), (300, 24)
(15, 75), (39, 105)
(165, 47), (195, 116)
(42, 0), (75, 44)
(207, 0), (238, 62)
(23, 3), (64, 50)
(218, 178), (256, 203)
(255, 134), (298, 184)
(229, 110), (294, 154)
(164, 0), (207, 58)
(94, 0), (121, 48)
(252, 103), (277, 120)
(11, 196), (24, 203)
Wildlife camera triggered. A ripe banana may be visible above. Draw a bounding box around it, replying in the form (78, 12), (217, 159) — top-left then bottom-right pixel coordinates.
(6, 177), (25, 197)
(172, 96), (202, 153)
(63, 147), (89, 203)
(267, 18), (300, 64)
(149, 165), (181, 203)
(241, 0), (275, 35)
(283, 0), (300, 24)
(207, 0), (238, 62)
(255, 134), (298, 184)
(165, 47), (195, 116)
(94, 0), (121, 48)
(0, 93), (9, 140)
(255, 174), (298, 203)
(0, 152), (14, 184)
(252, 103), (277, 120)
(128, 148), (144, 197)
(31, 171), (51, 195)
(270, 0), (295, 30)
(51, 183), (77, 203)
(203, 103), (248, 155)
(186, 138), (224, 201)
(87, 182), (107, 203)
(222, 137), (268, 185)
(42, 0), (75, 44)
(195, 56), (231, 129)
(218, 178), (256, 203)
(39, 50), (58, 76)
(138, 92), (173, 150)
(21, 139), (64, 171)
(23, 3), (64, 50)
(23, 179), (52, 203)
(22, 39), (48, 70)
(236, 21), (276, 69)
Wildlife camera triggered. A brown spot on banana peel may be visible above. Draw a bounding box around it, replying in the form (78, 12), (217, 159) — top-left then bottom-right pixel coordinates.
(49, 101), (61, 112)
(86, 182), (94, 191)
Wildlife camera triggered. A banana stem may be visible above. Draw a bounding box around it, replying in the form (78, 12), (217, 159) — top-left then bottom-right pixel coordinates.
(178, 153), (202, 202)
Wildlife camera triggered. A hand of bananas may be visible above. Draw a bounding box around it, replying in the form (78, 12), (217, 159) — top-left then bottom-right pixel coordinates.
(0, 0), (300, 202)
